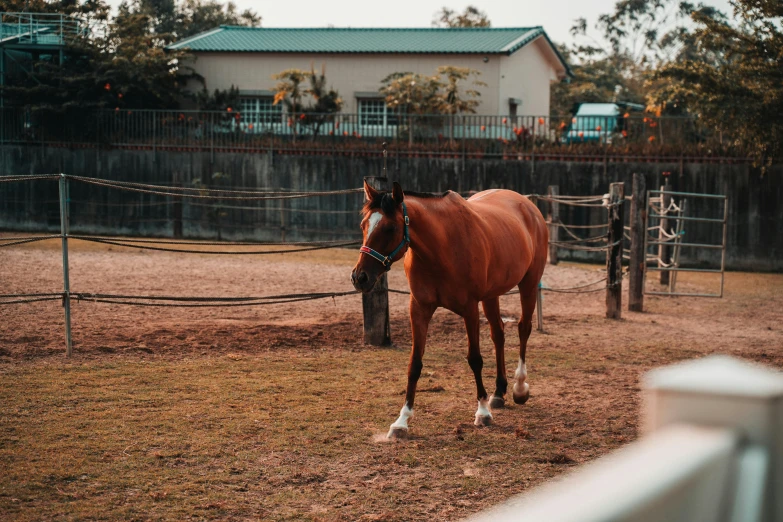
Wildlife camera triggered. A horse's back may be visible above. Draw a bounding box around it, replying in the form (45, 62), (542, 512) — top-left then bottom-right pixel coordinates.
(467, 189), (546, 237)
(466, 189), (548, 293)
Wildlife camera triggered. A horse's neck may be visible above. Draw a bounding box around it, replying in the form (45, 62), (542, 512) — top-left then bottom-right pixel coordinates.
(406, 194), (467, 264)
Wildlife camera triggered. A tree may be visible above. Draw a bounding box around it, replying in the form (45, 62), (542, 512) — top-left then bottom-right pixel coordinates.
(196, 85), (240, 111)
(380, 72), (442, 115)
(552, 1), (726, 116)
(176, 0), (261, 39)
(271, 66), (343, 140)
(380, 66), (485, 144)
(649, 0), (783, 168)
(432, 5), (490, 28)
(550, 45), (643, 115)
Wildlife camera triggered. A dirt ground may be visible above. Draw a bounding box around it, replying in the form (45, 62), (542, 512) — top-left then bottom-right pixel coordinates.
(1, 235), (782, 521)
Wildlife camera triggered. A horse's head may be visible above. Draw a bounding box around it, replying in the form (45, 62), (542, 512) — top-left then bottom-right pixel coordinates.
(351, 180), (409, 293)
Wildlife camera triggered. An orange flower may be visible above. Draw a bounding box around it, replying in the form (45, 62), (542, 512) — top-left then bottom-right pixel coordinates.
(623, 113), (630, 118)
(227, 107), (232, 112)
(643, 117), (649, 123)
(595, 125), (601, 131)
(104, 83), (111, 91)
(502, 118), (507, 124)
(299, 113), (305, 120)
(538, 117), (545, 125)
(622, 130), (628, 137)
(648, 135), (656, 142)
(559, 122), (567, 130)
(248, 124), (254, 130)
(343, 131), (348, 136)
(578, 131), (584, 138)
(480, 125), (486, 132)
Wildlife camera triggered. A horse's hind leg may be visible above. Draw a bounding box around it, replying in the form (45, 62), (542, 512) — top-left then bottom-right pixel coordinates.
(464, 303), (492, 426)
(513, 273), (540, 405)
(481, 297), (507, 409)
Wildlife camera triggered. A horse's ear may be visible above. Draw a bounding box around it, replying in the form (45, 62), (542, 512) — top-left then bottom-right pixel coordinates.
(392, 182), (404, 205)
(364, 179), (379, 202)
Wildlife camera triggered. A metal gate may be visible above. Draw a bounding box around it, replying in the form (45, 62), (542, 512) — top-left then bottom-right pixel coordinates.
(643, 190), (728, 298)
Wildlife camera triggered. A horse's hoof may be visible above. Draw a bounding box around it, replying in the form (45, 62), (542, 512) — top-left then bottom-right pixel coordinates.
(474, 414), (492, 427)
(513, 382), (530, 405)
(387, 427), (409, 440)
(489, 395), (505, 409)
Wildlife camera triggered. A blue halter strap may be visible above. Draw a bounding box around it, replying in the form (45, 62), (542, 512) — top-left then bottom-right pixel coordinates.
(359, 202), (410, 270)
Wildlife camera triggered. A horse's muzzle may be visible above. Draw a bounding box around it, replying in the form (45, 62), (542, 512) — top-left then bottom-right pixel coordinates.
(350, 269), (374, 293)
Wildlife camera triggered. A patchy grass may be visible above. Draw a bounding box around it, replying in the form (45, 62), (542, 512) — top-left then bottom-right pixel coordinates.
(1, 238), (782, 520)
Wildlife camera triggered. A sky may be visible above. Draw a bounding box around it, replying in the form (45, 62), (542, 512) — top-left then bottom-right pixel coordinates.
(103, 0), (736, 47)
(209, 0), (734, 46)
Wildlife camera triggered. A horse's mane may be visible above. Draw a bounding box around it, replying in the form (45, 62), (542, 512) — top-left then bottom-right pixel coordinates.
(362, 190), (451, 215)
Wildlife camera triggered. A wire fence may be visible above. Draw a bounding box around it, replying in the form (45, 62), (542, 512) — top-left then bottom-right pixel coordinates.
(1, 173), (620, 356)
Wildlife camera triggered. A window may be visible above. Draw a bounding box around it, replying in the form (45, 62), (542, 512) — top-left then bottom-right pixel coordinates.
(358, 98), (398, 126)
(239, 97), (283, 125)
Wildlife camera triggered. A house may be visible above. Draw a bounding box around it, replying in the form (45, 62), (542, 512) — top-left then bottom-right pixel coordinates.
(169, 27), (571, 125)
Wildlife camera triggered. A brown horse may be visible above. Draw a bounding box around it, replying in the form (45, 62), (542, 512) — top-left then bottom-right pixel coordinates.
(351, 181), (548, 438)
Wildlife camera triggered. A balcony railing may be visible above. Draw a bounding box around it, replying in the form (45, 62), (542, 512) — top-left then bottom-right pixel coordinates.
(0, 12), (88, 46)
(0, 107), (753, 163)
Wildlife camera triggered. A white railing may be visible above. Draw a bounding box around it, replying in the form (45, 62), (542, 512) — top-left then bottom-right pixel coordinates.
(467, 355), (783, 522)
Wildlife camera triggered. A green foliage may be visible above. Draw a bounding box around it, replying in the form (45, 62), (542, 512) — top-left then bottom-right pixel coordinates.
(431, 5), (490, 28)
(648, 0), (783, 168)
(176, 0), (261, 39)
(196, 85), (240, 111)
(271, 65), (344, 138)
(380, 66), (485, 115)
(381, 73), (442, 115)
(0, 0), (260, 111)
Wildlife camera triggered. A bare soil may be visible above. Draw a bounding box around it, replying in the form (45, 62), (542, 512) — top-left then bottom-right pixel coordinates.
(1, 235), (782, 521)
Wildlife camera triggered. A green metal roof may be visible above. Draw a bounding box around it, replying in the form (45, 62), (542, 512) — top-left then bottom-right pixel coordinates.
(170, 26), (549, 56)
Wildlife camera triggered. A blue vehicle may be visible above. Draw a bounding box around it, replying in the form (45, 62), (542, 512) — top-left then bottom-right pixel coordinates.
(563, 102), (644, 144)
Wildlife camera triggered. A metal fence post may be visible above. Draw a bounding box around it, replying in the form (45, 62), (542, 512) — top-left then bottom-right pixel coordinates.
(58, 173), (73, 357)
(659, 173), (672, 285)
(536, 283), (544, 332)
(547, 185), (559, 265)
(362, 175), (392, 347)
(628, 173), (646, 312)
(606, 182), (624, 319)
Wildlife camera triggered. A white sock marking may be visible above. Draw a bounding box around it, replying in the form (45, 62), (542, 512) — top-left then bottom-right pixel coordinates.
(366, 212), (383, 240)
(475, 398), (492, 422)
(390, 403), (413, 431)
(513, 359), (529, 397)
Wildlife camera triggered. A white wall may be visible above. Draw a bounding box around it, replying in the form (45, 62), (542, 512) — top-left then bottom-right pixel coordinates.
(498, 36), (560, 117)
(186, 45), (562, 116)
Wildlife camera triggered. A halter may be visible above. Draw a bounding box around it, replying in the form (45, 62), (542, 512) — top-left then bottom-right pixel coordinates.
(359, 202), (410, 270)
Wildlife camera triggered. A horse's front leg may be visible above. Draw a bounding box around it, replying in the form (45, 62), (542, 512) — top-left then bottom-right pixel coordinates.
(464, 303), (492, 426)
(388, 298), (435, 439)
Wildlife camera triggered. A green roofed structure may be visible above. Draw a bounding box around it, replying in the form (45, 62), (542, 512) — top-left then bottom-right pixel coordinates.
(170, 26), (571, 119)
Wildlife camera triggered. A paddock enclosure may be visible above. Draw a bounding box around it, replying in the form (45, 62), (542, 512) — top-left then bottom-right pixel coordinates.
(1, 229), (782, 520)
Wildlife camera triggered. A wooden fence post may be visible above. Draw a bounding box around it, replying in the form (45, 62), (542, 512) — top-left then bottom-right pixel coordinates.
(362, 176), (392, 346)
(659, 173), (672, 285)
(547, 185), (559, 265)
(628, 173), (646, 312)
(606, 182), (624, 319)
